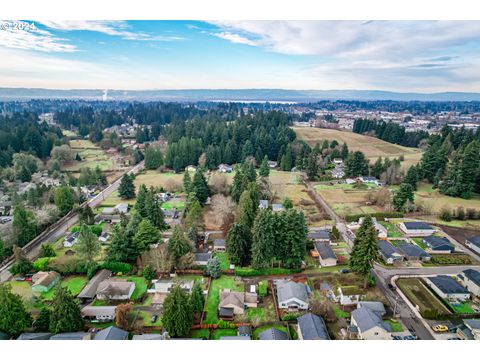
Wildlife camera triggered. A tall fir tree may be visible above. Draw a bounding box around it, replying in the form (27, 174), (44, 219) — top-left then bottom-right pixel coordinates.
(118, 173), (135, 199)
(49, 286), (84, 333)
(162, 285), (193, 337)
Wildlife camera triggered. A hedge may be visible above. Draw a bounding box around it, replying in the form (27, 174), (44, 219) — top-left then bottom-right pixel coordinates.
(234, 267), (301, 277)
(33, 257), (51, 271)
(100, 261), (133, 274)
(344, 212), (404, 222)
(281, 312), (302, 321)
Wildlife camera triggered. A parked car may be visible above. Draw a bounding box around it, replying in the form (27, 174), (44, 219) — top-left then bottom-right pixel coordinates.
(432, 325), (449, 332)
(391, 335), (402, 340)
(388, 283), (396, 291)
(339, 268), (351, 274)
(151, 315), (158, 323)
(403, 335), (418, 340)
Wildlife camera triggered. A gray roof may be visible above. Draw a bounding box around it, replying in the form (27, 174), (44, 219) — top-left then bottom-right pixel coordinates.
(238, 325), (252, 336)
(77, 269), (112, 299)
(403, 221), (433, 230)
(378, 241), (402, 258)
(195, 252), (212, 262)
(462, 269), (480, 287)
(258, 328), (288, 340)
(464, 319), (480, 330)
(429, 275), (469, 294)
(467, 235), (480, 247)
(351, 306), (386, 333)
(132, 333), (167, 340)
(308, 230), (331, 240)
(17, 333), (52, 340)
(214, 239), (226, 247)
(358, 301), (386, 315)
(94, 326), (129, 340)
(315, 242), (337, 260)
(276, 280), (309, 303)
(297, 313), (330, 340)
(220, 336), (251, 340)
(423, 236), (453, 250)
(49, 332), (91, 340)
(397, 243), (430, 258)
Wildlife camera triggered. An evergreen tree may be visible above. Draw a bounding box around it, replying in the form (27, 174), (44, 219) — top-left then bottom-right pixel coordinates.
(168, 226), (192, 265)
(0, 284), (32, 337)
(206, 257), (221, 279)
(144, 189), (168, 230)
(12, 204), (37, 247)
(236, 185), (259, 229)
(189, 281), (205, 314)
(76, 223), (101, 266)
(259, 155), (270, 177)
(404, 165), (419, 191)
(306, 153), (319, 180)
(393, 183), (415, 211)
(107, 224), (138, 262)
(281, 145), (293, 171)
(370, 157), (384, 179)
(353, 225), (379, 288)
(144, 146), (164, 169)
(54, 186), (75, 216)
(34, 308), (51, 332)
(78, 204), (95, 225)
(49, 286), (84, 333)
(135, 184), (148, 217)
(251, 210), (277, 268)
(185, 199), (204, 232)
(341, 143), (349, 159)
(134, 219), (160, 253)
(283, 197), (293, 209)
(162, 285), (193, 338)
(226, 222), (251, 266)
(183, 170), (192, 193)
(118, 174), (135, 199)
(191, 168), (210, 204)
(345, 151), (369, 177)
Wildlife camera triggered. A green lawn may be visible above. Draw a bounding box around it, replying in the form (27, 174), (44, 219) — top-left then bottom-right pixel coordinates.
(212, 329), (237, 340)
(190, 329), (211, 339)
(114, 276), (148, 301)
(137, 310), (162, 326)
(215, 252), (230, 271)
(413, 238), (427, 249)
(379, 221), (402, 238)
(238, 298), (277, 323)
(387, 319), (404, 332)
(253, 324), (288, 340)
(332, 304), (350, 318)
(449, 302), (475, 315)
(204, 276), (245, 324)
(41, 276), (88, 300)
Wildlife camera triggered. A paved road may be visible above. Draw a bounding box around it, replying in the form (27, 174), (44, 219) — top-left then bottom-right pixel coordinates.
(0, 161), (144, 283)
(374, 264), (480, 278)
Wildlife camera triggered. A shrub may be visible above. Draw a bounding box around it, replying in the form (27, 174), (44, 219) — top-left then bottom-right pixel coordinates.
(40, 244), (56, 258)
(142, 265), (156, 281)
(217, 319), (236, 329)
(439, 207), (452, 222)
(33, 257), (51, 271)
(234, 267), (299, 277)
(101, 261), (133, 274)
(281, 312), (302, 321)
(258, 281), (268, 297)
(455, 207), (466, 220)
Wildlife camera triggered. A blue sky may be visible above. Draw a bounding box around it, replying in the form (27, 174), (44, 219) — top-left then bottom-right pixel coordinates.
(1, 20), (480, 92)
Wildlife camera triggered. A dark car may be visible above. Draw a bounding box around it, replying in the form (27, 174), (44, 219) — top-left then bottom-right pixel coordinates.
(388, 283), (396, 291)
(391, 335), (402, 340)
(151, 315), (158, 323)
(403, 335), (418, 340)
(339, 268), (351, 274)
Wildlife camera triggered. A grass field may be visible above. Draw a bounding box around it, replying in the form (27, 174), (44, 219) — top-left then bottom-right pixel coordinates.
(396, 278), (451, 316)
(137, 310), (162, 326)
(204, 276), (245, 324)
(41, 276), (88, 300)
(293, 127), (423, 170)
(190, 329), (211, 339)
(63, 139), (113, 172)
(215, 252), (230, 271)
(134, 170), (186, 190)
(379, 221), (403, 238)
(6, 281), (37, 311)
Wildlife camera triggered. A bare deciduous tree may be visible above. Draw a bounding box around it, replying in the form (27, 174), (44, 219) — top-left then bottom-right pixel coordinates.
(209, 173), (229, 195)
(207, 194), (236, 229)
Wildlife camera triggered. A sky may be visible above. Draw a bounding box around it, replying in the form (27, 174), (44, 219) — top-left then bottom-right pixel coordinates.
(1, 20), (480, 92)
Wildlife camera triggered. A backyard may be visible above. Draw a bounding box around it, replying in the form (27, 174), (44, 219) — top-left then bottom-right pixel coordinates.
(40, 276), (88, 300)
(204, 276), (245, 324)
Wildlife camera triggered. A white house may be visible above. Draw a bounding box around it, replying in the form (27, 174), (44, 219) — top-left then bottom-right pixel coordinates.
(276, 280), (309, 310)
(350, 306), (390, 340)
(333, 158), (343, 165)
(213, 239), (226, 252)
(466, 236), (480, 254)
(425, 276), (470, 302)
(81, 305), (116, 322)
(63, 232), (79, 248)
(458, 269), (480, 297)
(399, 221), (436, 237)
(259, 200), (269, 210)
(218, 164), (233, 173)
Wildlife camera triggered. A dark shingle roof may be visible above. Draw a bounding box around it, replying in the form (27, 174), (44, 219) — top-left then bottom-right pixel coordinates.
(378, 241), (401, 258)
(77, 269), (112, 299)
(219, 307), (234, 317)
(214, 239), (226, 247)
(94, 326), (129, 340)
(403, 221), (433, 230)
(315, 242), (337, 260)
(351, 306), (386, 333)
(429, 275), (469, 295)
(194, 252), (212, 262)
(308, 230), (331, 240)
(49, 332), (90, 340)
(397, 243), (430, 258)
(297, 313), (330, 340)
(258, 328), (288, 340)
(238, 325), (252, 336)
(276, 280), (309, 303)
(463, 269), (480, 287)
(423, 236), (453, 251)
(467, 235), (480, 247)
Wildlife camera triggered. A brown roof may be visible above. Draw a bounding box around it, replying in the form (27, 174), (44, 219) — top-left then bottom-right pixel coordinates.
(33, 271), (60, 287)
(219, 290), (244, 310)
(97, 279), (135, 297)
(77, 269), (112, 299)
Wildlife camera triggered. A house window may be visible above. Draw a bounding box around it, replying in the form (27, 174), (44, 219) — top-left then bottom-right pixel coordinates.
(374, 332), (379, 335)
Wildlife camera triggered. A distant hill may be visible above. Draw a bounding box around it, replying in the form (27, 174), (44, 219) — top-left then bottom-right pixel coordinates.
(1, 87), (480, 102)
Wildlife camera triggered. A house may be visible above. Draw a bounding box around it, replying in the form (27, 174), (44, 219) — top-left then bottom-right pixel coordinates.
(193, 252), (212, 266)
(458, 269), (480, 297)
(114, 203), (129, 214)
(63, 231), (79, 248)
(244, 292), (258, 308)
(267, 161), (278, 169)
(259, 200), (269, 210)
(378, 241), (403, 264)
(49, 332), (92, 340)
(399, 221), (436, 236)
(276, 280), (309, 310)
(423, 236), (454, 253)
(149, 279), (194, 306)
(308, 229), (331, 242)
(457, 319), (480, 340)
(357, 301), (386, 316)
(218, 164), (233, 173)
(96, 279), (136, 301)
(98, 231), (110, 242)
(185, 165), (196, 172)
(397, 243), (431, 262)
(219, 290), (245, 315)
(17, 333), (52, 340)
(81, 305), (116, 322)
(297, 313), (330, 340)
(331, 166), (345, 179)
(333, 158), (343, 165)
(31, 271), (60, 293)
(359, 217), (387, 239)
(350, 306), (390, 340)
(272, 204), (284, 212)
(425, 275), (470, 302)
(213, 239), (226, 252)
(238, 325), (252, 337)
(94, 326), (129, 340)
(345, 178), (356, 185)
(77, 269), (112, 302)
(258, 328), (288, 340)
(315, 242), (338, 267)
(465, 235), (480, 254)
(359, 176), (379, 186)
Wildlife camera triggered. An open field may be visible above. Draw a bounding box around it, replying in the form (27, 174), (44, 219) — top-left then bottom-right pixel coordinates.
(204, 276), (245, 324)
(396, 278), (451, 317)
(63, 139), (113, 172)
(134, 170), (185, 190)
(293, 127), (423, 170)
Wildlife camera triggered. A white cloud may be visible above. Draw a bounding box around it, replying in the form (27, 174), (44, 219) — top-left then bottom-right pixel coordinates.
(37, 21), (184, 41)
(0, 21), (76, 52)
(212, 31), (257, 46)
